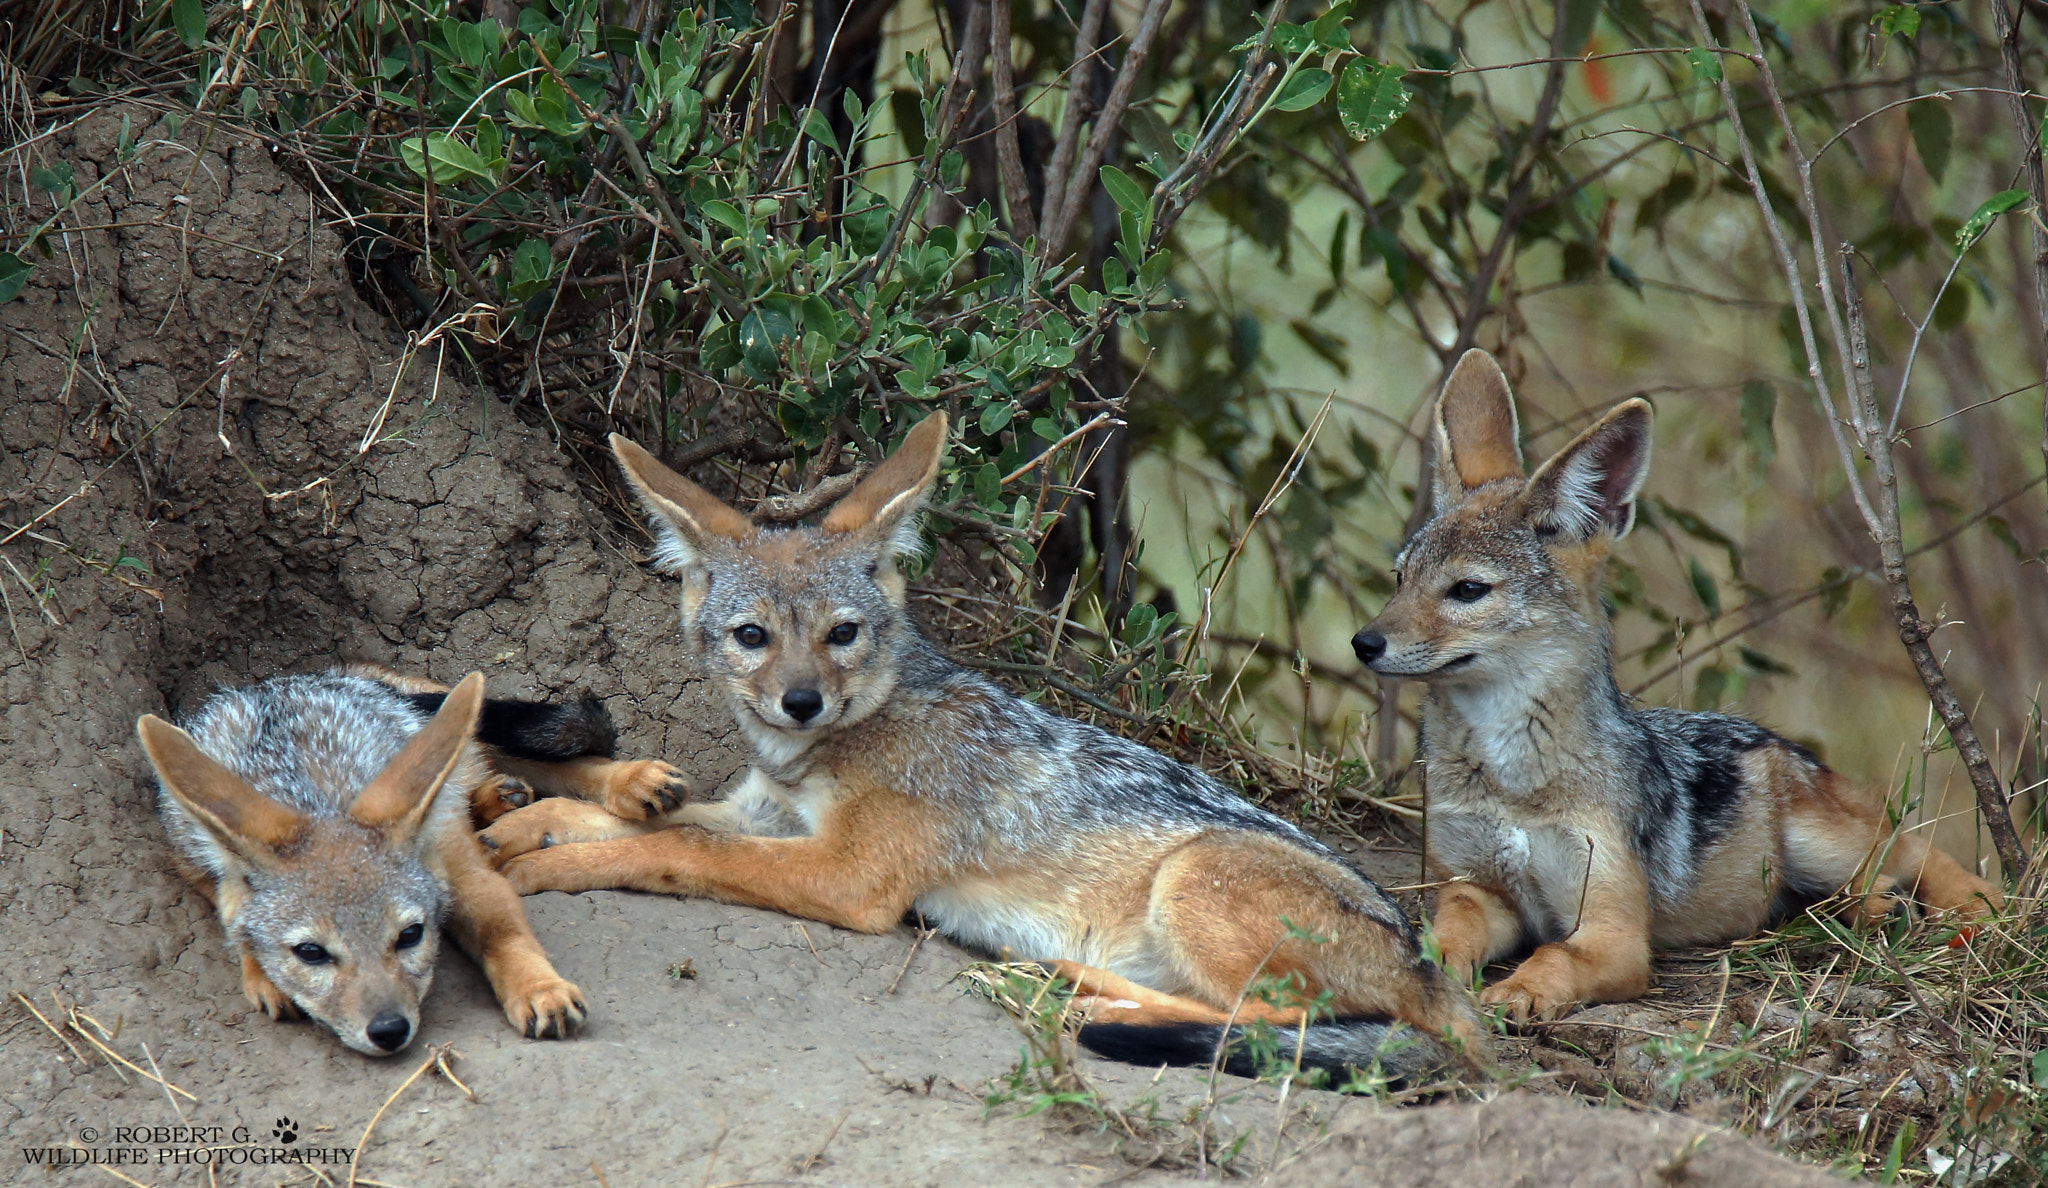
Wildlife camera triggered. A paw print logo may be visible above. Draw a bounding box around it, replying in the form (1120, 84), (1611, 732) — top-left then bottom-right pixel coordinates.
(272, 1118), (298, 1145)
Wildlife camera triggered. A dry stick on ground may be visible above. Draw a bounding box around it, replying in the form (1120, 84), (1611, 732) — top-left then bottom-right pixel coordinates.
(1986, 0), (2048, 505)
(1038, 0), (1172, 262)
(348, 1044), (458, 1188)
(1692, 0), (2029, 876)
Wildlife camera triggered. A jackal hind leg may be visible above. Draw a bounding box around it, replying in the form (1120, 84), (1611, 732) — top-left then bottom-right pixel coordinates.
(1142, 835), (1479, 1046)
(1784, 770), (2004, 926)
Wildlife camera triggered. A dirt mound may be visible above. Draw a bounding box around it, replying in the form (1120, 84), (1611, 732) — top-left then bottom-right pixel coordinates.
(0, 107), (1841, 1186)
(1275, 1094), (1841, 1188)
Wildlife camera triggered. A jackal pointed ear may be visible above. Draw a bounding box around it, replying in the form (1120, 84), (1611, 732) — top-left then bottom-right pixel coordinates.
(139, 715), (306, 858)
(1431, 349), (1525, 506)
(820, 412), (948, 556)
(350, 671), (483, 839)
(1523, 398), (1654, 540)
(610, 434), (756, 572)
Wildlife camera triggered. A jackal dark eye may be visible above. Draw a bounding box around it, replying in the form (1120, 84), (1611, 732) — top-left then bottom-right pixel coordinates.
(291, 942), (331, 965)
(827, 622), (859, 646)
(1447, 580), (1492, 603)
(733, 624), (768, 648)
(394, 923), (425, 950)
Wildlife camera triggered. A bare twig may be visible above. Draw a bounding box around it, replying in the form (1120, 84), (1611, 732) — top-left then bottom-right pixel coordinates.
(1693, 0), (2030, 876)
(1039, 0), (1172, 262)
(1036, 0), (1110, 241)
(1986, 1), (2048, 510)
(988, 0), (1036, 243)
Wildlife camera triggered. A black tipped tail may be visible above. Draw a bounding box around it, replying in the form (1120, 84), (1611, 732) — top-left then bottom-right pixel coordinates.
(1077, 1016), (1463, 1086)
(406, 692), (617, 760)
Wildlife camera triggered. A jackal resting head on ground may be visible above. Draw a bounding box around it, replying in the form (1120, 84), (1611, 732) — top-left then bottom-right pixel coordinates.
(137, 669), (618, 1054)
(480, 414), (1491, 1085)
(1353, 349), (2002, 1022)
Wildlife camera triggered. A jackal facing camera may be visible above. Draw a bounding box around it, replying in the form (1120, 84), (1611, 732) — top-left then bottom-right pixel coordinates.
(139, 666), (688, 1055)
(476, 413), (1489, 1084)
(1352, 349), (2002, 1022)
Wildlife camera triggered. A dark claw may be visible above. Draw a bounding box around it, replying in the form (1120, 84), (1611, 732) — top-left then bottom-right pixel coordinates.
(480, 832), (498, 850)
(540, 832), (556, 848)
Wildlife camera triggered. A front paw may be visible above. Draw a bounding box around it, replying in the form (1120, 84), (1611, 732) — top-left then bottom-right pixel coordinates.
(242, 960), (300, 1021)
(1480, 964), (1588, 1023)
(503, 975), (587, 1039)
(601, 760), (693, 821)
(470, 776), (535, 827)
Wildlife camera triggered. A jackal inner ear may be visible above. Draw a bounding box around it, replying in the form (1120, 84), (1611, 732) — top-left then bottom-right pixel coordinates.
(609, 434), (755, 572)
(1432, 349), (1525, 505)
(821, 411), (948, 558)
(138, 715), (307, 857)
(351, 671), (484, 837)
(1524, 398), (1653, 540)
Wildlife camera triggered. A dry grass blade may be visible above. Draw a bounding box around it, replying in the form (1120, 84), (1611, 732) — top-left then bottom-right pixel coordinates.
(348, 1044), (459, 1188)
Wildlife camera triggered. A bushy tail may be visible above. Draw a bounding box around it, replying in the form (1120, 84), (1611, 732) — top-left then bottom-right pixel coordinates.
(1077, 1016), (1467, 1086)
(404, 692), (617, 760)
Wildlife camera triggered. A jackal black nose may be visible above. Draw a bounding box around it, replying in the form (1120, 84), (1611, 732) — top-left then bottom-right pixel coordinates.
(1351, 629), (1387, 666)
(366, 1012), (411, 1052)
(781, 688), (824, 723)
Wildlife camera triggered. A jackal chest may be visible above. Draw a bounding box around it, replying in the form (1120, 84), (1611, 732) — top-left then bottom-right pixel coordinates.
(1427, 778), (1602, 943)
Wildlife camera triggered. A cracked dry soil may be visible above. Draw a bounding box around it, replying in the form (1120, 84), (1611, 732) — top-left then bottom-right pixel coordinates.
(0, 109), (1842, 1186)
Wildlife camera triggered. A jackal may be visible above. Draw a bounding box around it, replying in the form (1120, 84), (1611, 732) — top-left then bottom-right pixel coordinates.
(477, 413), (1488, 1083)
(139, 666), (688, 1055)
(1351, 350), (2002, 1021)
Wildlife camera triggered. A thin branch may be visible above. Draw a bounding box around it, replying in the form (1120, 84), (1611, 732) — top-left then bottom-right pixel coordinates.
(989, 0), (1037, 242)
(1987, 0), (2048, 516)
(1036, 0), (1111, 240)
(1041, 0), (1172, 263)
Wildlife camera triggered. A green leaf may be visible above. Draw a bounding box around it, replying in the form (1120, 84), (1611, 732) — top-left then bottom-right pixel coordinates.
(1906, 100), (1951, 184)
(2031, 1049), (2048, 1089)
(802, 107), (840, 155)
(1687, 556), (1722, 617)
(1684, 47), (1722, 84)
(397, 133), (492, 184)
(1098, 165), (1148, 216)
(1271, 68), (1334, 113)
(974, 462), (1001, 506)
(1874, 5), (1921, 37)
(702, 200), (747, 234)
(1101, 256), (1128, 292)
(979, 399), (1016, 436)
(1739, 380), (1776, 465)
(1138, 247), (1172, 289)
(1335, 59), (1410, 141)
(1309, 1), (1353, 49)
(0, 252), (32, 303)
(172, 0), (206, 48)
(28, 162), (74, 196)
(1955, 189), (2026, 251)
(476, 118), (504, 171)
